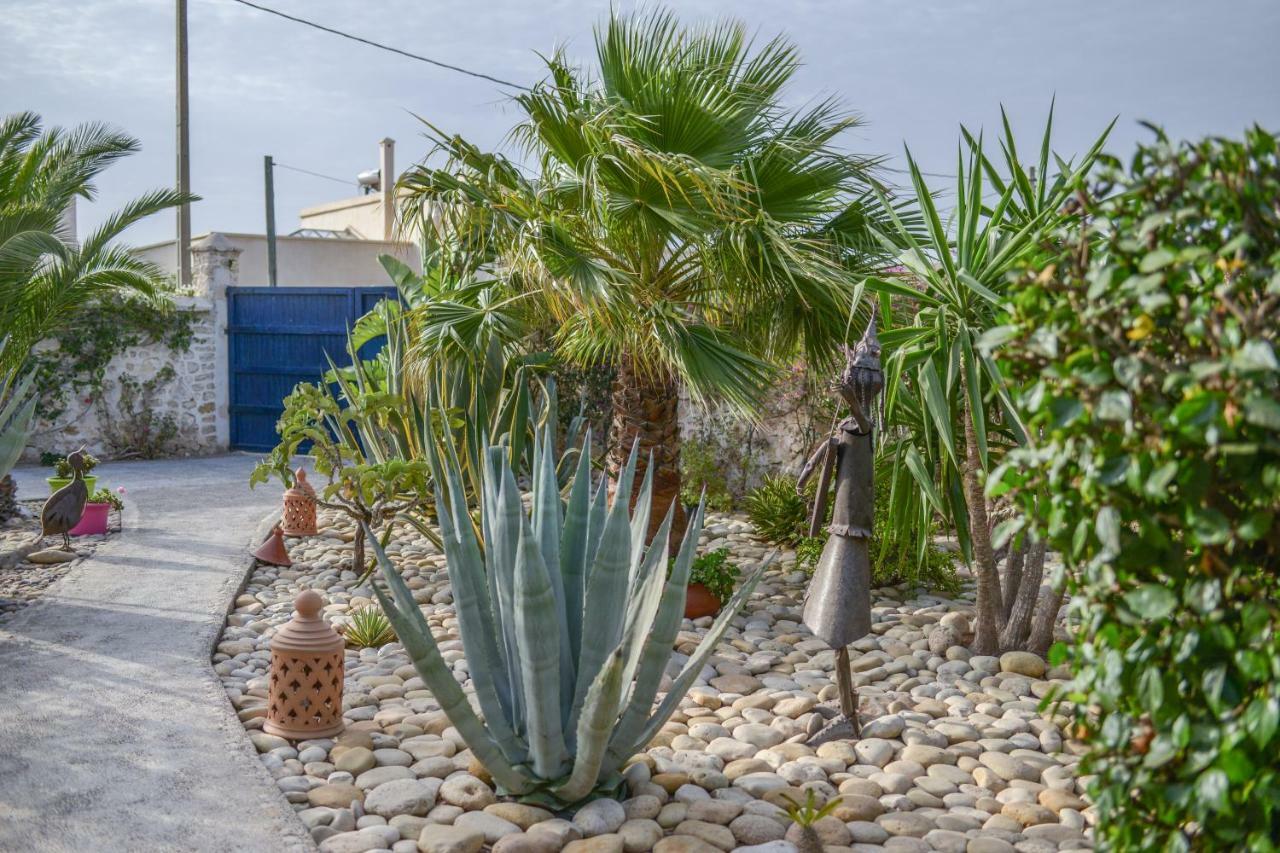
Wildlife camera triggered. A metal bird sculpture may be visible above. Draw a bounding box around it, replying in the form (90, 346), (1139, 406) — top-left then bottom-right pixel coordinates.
(41, 448), (89, 551)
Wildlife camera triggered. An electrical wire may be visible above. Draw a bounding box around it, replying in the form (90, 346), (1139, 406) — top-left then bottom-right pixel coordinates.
(226, 0), (531, 91)
(272, 161), (355, 186)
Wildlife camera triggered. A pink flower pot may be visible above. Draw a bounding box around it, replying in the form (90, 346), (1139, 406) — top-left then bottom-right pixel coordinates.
(70, 502), (110, 536)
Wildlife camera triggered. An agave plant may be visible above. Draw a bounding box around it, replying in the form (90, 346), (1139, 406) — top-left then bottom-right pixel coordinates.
(366, 425), (769, 807)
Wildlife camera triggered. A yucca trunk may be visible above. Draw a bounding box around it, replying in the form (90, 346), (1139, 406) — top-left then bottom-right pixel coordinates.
(1026, 578), (1066, 657)
(608, 358), (685, 548)
(0, 474), (17, 521)
(963, 394), (1001, 655)
(1000, 540), (1046, 650)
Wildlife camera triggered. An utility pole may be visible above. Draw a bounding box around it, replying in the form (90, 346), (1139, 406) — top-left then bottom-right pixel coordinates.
(264, 155), (278, 287)
(176, 0), (192, 288)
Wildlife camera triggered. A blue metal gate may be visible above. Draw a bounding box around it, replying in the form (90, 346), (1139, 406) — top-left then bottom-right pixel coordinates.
(227, 286), (398, 452)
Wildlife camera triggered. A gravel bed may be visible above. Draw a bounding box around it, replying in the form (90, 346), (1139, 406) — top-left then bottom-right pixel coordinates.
(217, 508), (1090, 853)
(0, 500), (113, 619)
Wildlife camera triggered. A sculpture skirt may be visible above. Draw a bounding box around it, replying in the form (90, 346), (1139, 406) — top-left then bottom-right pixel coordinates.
(802, 534), (872, 649)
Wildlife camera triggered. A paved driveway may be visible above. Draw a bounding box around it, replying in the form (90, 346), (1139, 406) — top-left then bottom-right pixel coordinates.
(0, 454), (313, 852)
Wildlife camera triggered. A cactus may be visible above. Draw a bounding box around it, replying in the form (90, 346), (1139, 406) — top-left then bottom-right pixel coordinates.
(365, 424), (770, 807)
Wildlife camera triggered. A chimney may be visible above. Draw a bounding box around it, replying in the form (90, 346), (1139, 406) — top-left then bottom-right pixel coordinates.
(379, 138), (395, 241)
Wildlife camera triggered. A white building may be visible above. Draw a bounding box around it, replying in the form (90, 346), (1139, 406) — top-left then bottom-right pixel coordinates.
(135, 138), (421, 288)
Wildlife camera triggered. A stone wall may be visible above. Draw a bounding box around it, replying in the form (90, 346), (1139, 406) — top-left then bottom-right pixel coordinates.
(678, 364), (835, 498)
(23, 235), (236, 462)
(25, 297), (221, 460)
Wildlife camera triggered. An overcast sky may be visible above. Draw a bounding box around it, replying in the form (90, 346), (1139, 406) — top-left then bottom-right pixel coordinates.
(4, 0), (1278, 248)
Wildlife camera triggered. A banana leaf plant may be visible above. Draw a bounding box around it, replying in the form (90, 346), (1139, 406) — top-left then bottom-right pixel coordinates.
(366, 422), (771, 808)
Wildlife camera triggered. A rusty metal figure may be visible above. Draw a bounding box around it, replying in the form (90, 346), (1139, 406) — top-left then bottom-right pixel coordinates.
(797, 308), (883, 742)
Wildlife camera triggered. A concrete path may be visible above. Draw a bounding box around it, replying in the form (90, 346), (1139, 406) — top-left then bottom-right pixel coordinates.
(0, 454), (313, 853)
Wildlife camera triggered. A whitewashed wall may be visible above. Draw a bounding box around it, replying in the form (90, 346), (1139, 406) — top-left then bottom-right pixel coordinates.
(23, 235), (236, 461)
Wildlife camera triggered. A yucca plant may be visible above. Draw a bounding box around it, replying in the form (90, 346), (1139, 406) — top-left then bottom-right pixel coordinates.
(343, 606), (397, 648)
(366, 423), (769, 807)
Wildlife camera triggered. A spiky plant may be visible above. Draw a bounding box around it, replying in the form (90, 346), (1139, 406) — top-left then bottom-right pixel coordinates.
(344, 606), (397, 648)
(784, 790), (840, 853)
(366, 425), (769, 807)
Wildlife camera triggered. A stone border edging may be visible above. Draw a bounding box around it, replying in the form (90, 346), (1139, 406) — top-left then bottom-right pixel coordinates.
(207, 506), (318, 852)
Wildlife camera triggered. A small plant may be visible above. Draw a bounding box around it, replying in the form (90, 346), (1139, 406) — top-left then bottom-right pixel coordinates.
(745, 474), (819, 546)
(344, 606), (397, 648)
(783, 790), (839, 853)
(794, 536), (824, 573)
(96, 368), (180, 459)
(678, 435), (734, 511)
(51, 452), (98, 478)
(687, 548), (739, 603)
(88, 487), (124, 511)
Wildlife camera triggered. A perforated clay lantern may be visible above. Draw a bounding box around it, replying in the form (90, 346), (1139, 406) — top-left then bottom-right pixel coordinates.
(281, 468), (318, 537)
(264, 590), (345, 740)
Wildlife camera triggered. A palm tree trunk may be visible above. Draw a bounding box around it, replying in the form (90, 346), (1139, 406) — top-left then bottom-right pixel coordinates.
(0, 474), (17, 522)
(963, 397), (1000, 655)
(608, 358), (685, 549)
(1001, 540), (1046, 651)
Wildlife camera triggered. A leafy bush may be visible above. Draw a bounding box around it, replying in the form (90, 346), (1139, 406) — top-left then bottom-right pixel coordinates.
(993, 127), (1280, 850)
(678, 435), (735, 512)
(745, 474), (815, 546)
(686, 548), (739, 603)
(51, 452), (98, 477)
(88, 487), (123, 510)
(344, 606), (396, 648)
(794, 536), (825, 573)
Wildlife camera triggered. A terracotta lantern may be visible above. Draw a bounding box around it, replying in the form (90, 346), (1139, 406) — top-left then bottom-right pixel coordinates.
(282, 468), (318, 537)
(264, 590), (345, 740)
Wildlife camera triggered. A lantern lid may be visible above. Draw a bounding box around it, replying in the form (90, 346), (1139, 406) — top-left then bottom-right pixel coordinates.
(272, 590), (343, 654)
(285, 468), (317, 500)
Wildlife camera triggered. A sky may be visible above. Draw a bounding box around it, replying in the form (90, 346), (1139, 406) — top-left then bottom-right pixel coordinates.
(4, 0), (1279, 248)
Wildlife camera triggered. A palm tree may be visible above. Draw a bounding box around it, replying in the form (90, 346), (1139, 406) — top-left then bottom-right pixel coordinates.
(869, 106), (1112, 654)
(0, 111), (188, 517)
(0, 111), (189, 372)
(399, 8), (893, 537)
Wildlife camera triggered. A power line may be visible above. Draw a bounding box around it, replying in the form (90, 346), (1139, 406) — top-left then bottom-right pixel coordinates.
(226, 0), (530, 91)
(272, 161), (354, 186)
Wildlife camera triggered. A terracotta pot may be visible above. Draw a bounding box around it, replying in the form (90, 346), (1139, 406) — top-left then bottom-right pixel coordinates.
(48, 475), (97, 495)
(684, 582), (722, 619)
(70, 502), (110, 536)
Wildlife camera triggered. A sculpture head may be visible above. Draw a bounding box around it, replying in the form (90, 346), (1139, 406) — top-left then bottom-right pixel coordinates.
(836, 308), (883, 426)
(66, 448), (88, 474)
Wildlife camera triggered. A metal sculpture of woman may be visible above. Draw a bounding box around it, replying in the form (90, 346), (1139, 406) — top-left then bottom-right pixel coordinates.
(797, 308), (882, 741)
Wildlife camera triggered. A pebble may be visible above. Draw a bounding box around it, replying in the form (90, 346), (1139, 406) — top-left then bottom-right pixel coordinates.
(217, 508), (1088, 853)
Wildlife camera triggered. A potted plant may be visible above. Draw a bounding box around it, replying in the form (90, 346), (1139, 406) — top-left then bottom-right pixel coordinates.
(47, 452), (100, 495)
(70, 486), (122, 536)
(684, 548), (740, 619)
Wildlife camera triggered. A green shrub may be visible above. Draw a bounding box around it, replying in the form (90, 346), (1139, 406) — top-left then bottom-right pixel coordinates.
(993, 127), (1280, 850)
(51, 452), (98, 477)
(686, 548), (739, 603)
(745, 474), (814, 546)
(679, 435), (734, 512)
(794, 536), (824, 573)
(344, 606), (397, 648)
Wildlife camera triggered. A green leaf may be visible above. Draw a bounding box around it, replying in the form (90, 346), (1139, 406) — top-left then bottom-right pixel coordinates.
(1243, 395), (1280, 430)
(1195, 768), (1229, 812)
(1244, 696), (1279, 748)
(1096, 390), (1132, 422)
(1095, 506), (1121, 555)
(1124, 584), (1176, 619)
(1233, 339), (1278, 372)
(1139, 247), (1176, 272)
